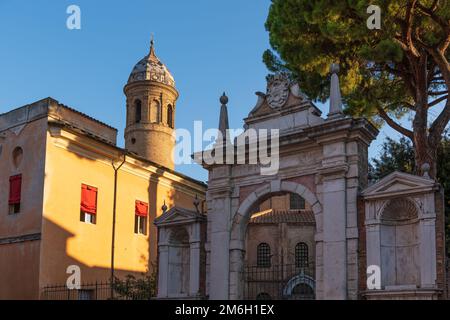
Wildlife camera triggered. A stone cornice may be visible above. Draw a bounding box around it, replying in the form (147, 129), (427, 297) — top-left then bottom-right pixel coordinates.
(123, 80), (179, 99)
(0, 233), (41, 245)
(318, 164), (349, 180)
(304, 117), (379, 145)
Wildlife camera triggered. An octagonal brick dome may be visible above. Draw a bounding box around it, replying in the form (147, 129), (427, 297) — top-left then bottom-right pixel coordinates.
(127, 39), (175, 87)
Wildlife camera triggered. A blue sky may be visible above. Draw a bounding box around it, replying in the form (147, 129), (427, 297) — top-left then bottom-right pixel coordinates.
(0, 0), (405, 182)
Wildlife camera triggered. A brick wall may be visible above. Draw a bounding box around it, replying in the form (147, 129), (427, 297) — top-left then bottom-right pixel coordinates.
(435, 188), (447, 299)
(357, 195), (367, 299)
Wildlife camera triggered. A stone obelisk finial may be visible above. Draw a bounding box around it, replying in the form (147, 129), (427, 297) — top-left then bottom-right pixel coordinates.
(218, 92), (230, 144)
(327, 63), (344, 119)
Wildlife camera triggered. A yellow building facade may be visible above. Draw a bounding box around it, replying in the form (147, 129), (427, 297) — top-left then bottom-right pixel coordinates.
(0, 42), (206, 299)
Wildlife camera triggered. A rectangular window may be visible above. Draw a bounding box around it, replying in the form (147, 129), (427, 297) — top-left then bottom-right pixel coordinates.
(8, 175), (22, 214)
(80, 184), (97, 224)
(134, 200), (148, 235)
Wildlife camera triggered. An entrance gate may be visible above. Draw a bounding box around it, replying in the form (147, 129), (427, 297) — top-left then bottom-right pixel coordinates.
(244, 264), (315, 300)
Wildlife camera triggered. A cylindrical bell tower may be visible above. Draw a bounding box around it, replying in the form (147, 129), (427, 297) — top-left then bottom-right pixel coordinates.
(124, 39), (178, 169)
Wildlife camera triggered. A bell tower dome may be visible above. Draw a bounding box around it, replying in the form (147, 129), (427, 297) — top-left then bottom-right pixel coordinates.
(124, 38), (178, 169)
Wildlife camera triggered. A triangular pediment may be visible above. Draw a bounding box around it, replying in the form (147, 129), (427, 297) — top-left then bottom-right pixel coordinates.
(154, 206), (206, 227)
(362, 171), (436, 199)
(244, 73), (323, 131)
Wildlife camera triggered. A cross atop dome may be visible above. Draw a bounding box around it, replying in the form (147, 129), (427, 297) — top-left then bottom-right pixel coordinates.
(149, 33), (156, 59)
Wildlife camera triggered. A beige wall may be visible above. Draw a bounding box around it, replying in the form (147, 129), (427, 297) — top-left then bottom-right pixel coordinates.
(39, 124), (205, 295)
(0, 118), (48, 299)
(0, 101), (205, 299)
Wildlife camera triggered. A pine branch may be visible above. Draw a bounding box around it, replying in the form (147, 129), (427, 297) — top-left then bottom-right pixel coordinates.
(376, 105), (414, 139)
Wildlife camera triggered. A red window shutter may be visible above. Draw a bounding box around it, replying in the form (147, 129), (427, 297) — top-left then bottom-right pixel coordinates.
(9, 175), (22, 205)
(135, 200), (148, 217)
(81, 184), (97, 215)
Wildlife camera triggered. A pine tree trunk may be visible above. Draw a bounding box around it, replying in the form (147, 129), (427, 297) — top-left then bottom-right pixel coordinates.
(413, 89), (437, 179)
(414, 141), (437, 178)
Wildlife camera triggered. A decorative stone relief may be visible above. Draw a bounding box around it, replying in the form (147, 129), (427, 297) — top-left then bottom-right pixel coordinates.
(382, 198), (418, 222)
(298, 150), (321, 166)
(266, 73), (290, 109)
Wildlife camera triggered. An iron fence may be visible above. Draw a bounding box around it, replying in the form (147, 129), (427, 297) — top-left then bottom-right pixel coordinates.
(244, 264), (315, 300)
(41, 280), (152, 300)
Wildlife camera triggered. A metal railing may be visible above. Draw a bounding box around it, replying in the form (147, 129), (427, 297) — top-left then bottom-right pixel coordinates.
(244, 263), (315, 300)
(41, 280), (152, 300)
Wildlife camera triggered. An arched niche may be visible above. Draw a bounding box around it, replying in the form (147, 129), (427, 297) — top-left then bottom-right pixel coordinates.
(167, 227), (190, 296)
(380, 198), (420, 287)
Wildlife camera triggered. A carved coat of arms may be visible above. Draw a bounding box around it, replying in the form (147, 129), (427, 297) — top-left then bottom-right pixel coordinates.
(266, 73), (290, 109)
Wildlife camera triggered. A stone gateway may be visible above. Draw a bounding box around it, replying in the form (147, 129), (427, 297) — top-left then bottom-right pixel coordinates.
(155, 66), (447, 300)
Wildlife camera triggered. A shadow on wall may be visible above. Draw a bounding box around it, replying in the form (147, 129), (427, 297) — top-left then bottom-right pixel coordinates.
(39, 218), (149, 294)
(39, 134), (199, 300)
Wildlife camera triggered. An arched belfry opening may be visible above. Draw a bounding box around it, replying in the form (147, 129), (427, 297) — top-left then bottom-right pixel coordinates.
(134, 99), (142, 123)
(167, 104), (174, 128)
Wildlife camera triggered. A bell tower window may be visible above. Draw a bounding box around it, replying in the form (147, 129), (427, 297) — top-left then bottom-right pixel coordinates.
(135, 100), (142, 123)
(167, 105), (174, 128)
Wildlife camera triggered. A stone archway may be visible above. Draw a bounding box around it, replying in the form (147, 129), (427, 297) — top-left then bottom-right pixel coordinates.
(283, 274), (316, 299)
(228, 180), (323, 300)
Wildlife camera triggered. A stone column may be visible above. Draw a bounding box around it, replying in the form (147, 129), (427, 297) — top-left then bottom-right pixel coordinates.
(187, 222), (201, 296)
(365, 223), (381, 285)
(189, 241), (201, 296)
(321, 171), (348, 299)
(345, 141), (364, 299)
(419, 217), (437, 288)
(157, 244), (169, 298)
(209, 197), (231, 299)
(229, 248), (245, 300)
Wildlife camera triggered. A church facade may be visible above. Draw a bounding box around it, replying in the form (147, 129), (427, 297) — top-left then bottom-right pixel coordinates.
(0, 41), (206, 299)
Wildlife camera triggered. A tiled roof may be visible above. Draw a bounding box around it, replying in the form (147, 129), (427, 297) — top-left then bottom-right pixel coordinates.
(249, 209), (315, 224)
(50, 98), (117, 131)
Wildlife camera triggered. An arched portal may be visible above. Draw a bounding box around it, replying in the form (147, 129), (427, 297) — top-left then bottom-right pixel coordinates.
(283, 274), (316, 300)
(228, 180), (323, 300)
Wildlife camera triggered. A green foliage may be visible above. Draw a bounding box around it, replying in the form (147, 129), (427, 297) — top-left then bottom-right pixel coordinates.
(112, 269), (157, 300)
(370, 136), (415, 180)
(264, 0), (449, 122)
